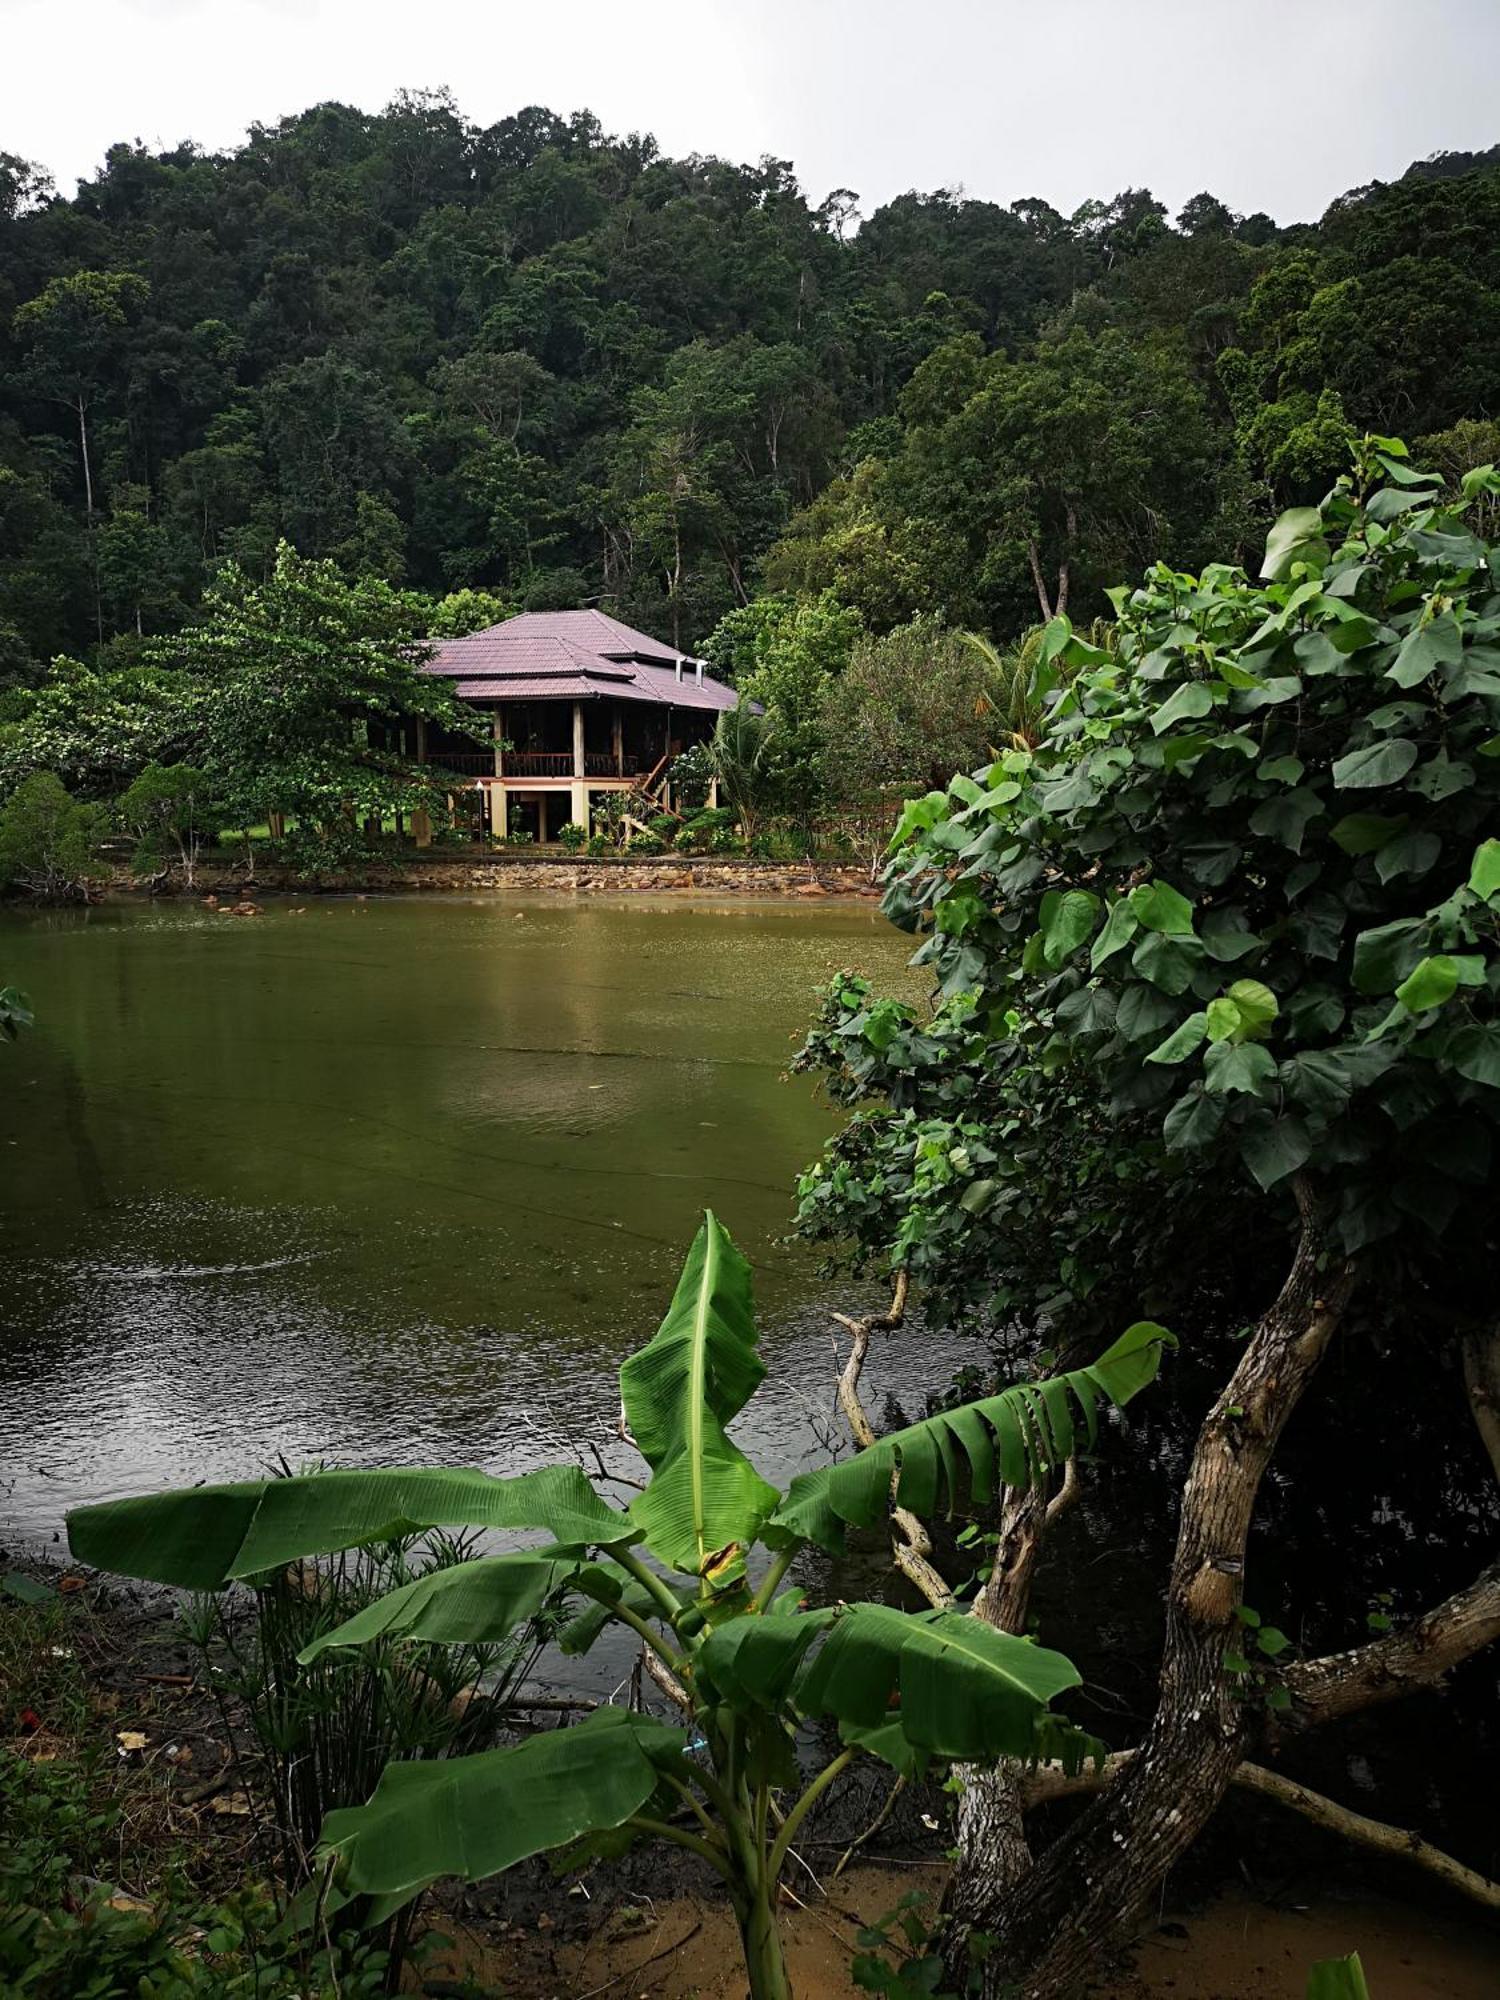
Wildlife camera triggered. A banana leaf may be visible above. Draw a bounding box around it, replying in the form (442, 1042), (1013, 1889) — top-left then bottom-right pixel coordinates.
(773, 1321), (1171, 1552)
(621, 1212), (779, 1577)
(1307, 1955), (1371, 2000)
(295, 1546), (621, 1664)
(697, 1605), (837, 1711)
(321, 1707), (686, 1911)
(67, 1464), (629, 1590)
(703, 1600), (1082, 1764)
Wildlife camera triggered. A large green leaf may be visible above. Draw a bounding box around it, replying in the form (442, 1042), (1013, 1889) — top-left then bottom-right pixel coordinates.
(1261, 505), (1325, 580)
(700, 1600), (1081, 1763)
(771, 1323), (1170, 1553)
(698, 1604), (837, 1713)
(67, 1464), (629, 1591)
(295, 1547), (614, 1664)
(621, 1212), (779, 1576)
(1469, 837), (1500, 901)
(1306, 1953), (1370, 2000)
(806, 1604), (1080, 1762)
(1332, 738), (1419, 789)
(321, 1707), (685, 1909)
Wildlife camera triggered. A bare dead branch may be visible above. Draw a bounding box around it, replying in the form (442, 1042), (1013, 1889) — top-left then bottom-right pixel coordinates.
(1231, 1762), (1500, 1915)
(642, 1647), (692, 1713)
(1018, 1752), (1500, 1916)
(1044, 1456), (1081, 1531)
(832, 1273), (951, 1610)
(831, 1774), (906, 1879)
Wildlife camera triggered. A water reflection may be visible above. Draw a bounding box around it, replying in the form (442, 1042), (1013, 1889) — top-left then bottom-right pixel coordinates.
(0, 897), (946, 1531)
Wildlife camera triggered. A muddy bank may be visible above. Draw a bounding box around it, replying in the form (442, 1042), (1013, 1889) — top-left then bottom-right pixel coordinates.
(436, 1869), (1500, 2000)
(104, 852), (881, 899)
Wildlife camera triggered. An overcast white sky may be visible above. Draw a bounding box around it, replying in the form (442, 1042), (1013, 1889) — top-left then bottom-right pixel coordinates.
(2, 0), (1498, 225)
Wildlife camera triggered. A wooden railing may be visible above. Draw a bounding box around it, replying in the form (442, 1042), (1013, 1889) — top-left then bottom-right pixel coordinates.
(425, 750), (645, 780)
(433, 752), (498, 775)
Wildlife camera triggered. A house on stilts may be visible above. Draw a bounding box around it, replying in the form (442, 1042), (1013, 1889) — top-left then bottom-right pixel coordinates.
(415, 609), (739, 840)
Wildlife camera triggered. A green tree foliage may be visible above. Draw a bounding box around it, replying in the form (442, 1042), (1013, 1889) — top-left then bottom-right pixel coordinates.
(818, 620), (1033, 838)
(147, 544), (480, 857)
(799, 439), (1500, 1315)
(0, 654), (185, 798)
(115, 760), (216, 884)
(703, 590), (862, 827)
(0, 770), (108, 901)
(12, 270), (149, 518)
(4, 100), (1496, 669)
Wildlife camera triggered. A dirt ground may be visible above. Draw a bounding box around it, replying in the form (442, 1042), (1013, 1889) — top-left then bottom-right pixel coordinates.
(429, 1864), (1499, 1999)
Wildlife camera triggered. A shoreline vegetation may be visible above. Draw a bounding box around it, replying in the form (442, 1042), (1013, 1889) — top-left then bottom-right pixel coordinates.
(2, 1549), (1497, 2000)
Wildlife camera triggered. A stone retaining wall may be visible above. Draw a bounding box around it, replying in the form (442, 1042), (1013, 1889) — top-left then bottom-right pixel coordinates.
(115, 853), (880, 900)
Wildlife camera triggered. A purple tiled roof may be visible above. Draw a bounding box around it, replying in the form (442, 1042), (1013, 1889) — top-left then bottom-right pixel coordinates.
(422, 609), (740, 712)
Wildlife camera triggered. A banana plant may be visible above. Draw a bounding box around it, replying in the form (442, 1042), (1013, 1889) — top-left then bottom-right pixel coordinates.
(68, 1214), (1168, 2000)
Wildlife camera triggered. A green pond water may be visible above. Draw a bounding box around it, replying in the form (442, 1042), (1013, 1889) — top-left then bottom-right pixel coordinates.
(0, 896), (953, 1557)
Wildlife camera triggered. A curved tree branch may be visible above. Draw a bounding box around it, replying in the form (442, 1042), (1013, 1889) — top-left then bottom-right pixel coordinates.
(1281, 1320), (1500, 1728)
(1231, 1761), (1500, 1915)
(1280, 1559), (1500, 1726)
(1018, 1752), (1500, 1916)
(832, 1274), (953, 1610)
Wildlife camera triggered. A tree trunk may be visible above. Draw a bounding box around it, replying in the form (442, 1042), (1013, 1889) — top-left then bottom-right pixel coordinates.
(76, 394), (94, 516)
(1025, 540), (1054, 623)
(943, 1184), (1359, 1998)
(1056, 504), (1077, 621)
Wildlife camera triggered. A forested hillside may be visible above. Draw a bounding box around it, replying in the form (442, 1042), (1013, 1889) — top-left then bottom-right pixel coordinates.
(1, 92), (1497, 673)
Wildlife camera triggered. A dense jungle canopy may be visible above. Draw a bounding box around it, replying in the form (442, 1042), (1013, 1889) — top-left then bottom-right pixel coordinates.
(1, 94), (1498, 675)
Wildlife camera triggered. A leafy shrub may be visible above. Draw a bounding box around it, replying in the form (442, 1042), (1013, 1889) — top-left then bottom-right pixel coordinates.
(666, 740), (714, 811)
(556, 820), (587, 851)
(687, 806), (738, 837)
(0, 1592), (385, 1998)
(585, 833), (613, 857)
(183, 1530), (552, 1888)
(814, 437), (1500, 1288)
(117, 761), (216, 887)
(276, 817), (377, 879)
(503, 829), (534, 847)
(624, 831), (664, 855)
(707, 827), (746, 854)
(673, 826), (697, 852)
(748, 826), (806, 861)
(0, 771), (108, 902)
(647, 813), (679, 841)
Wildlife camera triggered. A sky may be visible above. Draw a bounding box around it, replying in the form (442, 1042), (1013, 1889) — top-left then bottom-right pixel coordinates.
(2, 0), (1498, 226)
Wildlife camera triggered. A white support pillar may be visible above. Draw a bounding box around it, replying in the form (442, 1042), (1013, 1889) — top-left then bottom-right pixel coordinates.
(572, 701), (585, 779)
(492, 706), (504, 777)
(537, 792), (549, 844)
(611, 706), (624, 775)
(490, 784), (508, 839)
(570, 781), (589, 830)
